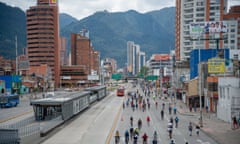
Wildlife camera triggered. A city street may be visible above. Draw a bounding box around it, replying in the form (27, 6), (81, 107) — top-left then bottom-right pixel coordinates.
(110, 84), (219, 144)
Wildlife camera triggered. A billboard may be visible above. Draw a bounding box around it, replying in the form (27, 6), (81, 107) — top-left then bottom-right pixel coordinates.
(208, 58), (225, 74)
(190, 21), (227, 34)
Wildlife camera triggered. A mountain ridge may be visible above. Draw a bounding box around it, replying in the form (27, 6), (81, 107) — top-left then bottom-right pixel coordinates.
(0, 2), (175, 68)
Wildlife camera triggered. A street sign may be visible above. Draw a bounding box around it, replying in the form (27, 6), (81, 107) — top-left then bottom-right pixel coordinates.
(146, 75), (158, 81)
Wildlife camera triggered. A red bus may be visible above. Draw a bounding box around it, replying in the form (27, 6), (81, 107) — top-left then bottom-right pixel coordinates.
(117, 87), (125, 96)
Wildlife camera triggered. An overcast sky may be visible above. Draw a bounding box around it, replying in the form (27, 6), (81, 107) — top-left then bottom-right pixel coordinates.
(0, 0), (239, 20)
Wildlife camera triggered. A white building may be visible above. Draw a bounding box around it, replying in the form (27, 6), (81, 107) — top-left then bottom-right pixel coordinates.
(217, 77), (240, 122)
(176, 0), (229, 61)
(127, 41), (145, 75)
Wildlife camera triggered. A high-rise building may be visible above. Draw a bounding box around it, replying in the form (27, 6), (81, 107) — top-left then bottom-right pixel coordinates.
(175, 0), (228, 62)
(127, 41), (145, 75)
(26, 0), (60, 87)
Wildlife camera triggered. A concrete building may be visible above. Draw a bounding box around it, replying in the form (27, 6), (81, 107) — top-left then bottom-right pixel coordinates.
(224, 5), (240, 50)
(217, 77), (240, 123)
(127, 41), (145, 75)
(175, 0), (228, 62)
(147, 54), (171, 76)
(26, 0), (60, 88)
(70, 32), (100, 86)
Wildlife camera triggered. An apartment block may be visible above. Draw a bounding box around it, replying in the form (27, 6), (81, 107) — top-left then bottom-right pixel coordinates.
(26, 0), (60, 88)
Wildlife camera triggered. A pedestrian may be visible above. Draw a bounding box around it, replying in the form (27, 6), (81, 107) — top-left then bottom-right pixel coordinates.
(232, 116), (238, 129)
(206, 105), (209, 113)
(196, 125), (200, 136)
(189, 104), (192, 112)
(188, 122), (193, 136)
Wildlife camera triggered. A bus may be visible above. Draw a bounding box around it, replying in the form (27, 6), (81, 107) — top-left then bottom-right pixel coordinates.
(0, 94), (19, 108)
(117, 87), (125, 97)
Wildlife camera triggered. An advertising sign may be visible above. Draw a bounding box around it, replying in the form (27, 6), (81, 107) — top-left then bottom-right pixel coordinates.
(190, 21), (227, 34)
(208, 58), (225, 74)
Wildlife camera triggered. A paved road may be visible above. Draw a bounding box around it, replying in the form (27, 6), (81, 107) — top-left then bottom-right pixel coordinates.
(41, 90), (124, 144)
(110, 85), (218, 144)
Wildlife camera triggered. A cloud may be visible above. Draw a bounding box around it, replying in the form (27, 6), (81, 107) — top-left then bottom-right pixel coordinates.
(1, 0), (239, 20)
(59, 0), (175, 19)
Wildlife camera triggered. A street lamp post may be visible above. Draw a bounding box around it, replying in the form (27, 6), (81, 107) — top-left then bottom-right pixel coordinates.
(198, 34), (203, 127)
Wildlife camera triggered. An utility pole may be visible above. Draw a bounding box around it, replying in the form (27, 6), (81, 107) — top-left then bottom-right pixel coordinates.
(15, 35), (18, 75)
(189, 34), (227, 127)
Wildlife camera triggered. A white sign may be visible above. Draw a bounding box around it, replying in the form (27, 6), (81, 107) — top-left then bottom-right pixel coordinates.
(88, 75), (99, 80)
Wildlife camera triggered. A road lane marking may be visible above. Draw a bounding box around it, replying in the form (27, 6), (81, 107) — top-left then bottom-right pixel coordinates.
(105, 99), (123, 144)
(0, 110), (33, 123)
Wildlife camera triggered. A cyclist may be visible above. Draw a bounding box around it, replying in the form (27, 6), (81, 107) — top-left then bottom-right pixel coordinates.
(169, 139), (176, 144)
(130, 116), (133, 127)
(152, 131), (158, 144)
(175, 116), (179, 128)
(133, 133), (138, 144)
(188, 122), (193, 136)
(167, 121), (173, 139)
(124, 130), (129, 144)
(115, 130), (120, 144)
(142, 132), (148, 144)
(130, 127), (134, 140)
(161, 109), (164, 120)
(147, 116), (151, 126)
(138, 118), (142, 130)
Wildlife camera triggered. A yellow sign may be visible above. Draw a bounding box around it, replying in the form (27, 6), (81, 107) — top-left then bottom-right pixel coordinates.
(208, 58), (225, 73)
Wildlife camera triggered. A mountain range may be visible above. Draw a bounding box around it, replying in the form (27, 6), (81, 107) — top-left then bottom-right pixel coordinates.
(0, 2), (175, 68)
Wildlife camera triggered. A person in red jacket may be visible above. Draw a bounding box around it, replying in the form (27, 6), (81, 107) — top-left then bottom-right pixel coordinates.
(146, 116), (150, 126)
(142, 132), (148, 144)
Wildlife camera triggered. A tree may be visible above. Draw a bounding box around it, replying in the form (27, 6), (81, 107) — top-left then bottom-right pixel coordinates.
(138, 66), (149, 78)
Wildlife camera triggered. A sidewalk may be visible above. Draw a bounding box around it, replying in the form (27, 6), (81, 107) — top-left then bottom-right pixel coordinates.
(176, 100), (240, 144)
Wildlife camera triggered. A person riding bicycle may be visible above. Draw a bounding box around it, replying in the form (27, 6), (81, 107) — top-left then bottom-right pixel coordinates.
(142, 132), (148, 144)
(138, 118), (142, 130)
(147, 116), (151, 126)
(152, 131), (158, 144)
(130, 127), (134, 140)
(133, 133), (138, 144)
(115, 130), (120, 144)
(124, 130), (129, 144)
(130, 116), (133, 127)
(167, 121), (173, 139)
(169, 138), (176, 144)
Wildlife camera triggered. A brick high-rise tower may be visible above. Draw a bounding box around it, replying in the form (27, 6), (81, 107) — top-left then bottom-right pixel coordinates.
(26, 0), (60, 88)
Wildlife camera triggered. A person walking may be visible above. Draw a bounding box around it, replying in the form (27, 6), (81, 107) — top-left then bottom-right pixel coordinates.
(138, 118), (143, 130)
(196, 125), (200, 136)
(130, 127), (134, 140)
